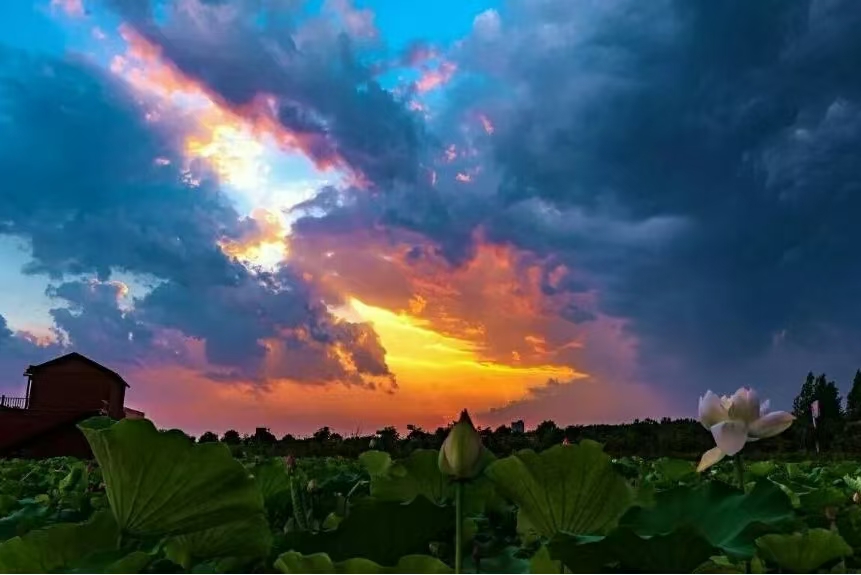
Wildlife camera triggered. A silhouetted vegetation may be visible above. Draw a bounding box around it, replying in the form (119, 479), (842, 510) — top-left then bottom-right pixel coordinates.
(193, 370), (861, 461)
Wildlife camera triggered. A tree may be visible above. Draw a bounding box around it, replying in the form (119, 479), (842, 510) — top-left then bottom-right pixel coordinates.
(792, 372), (817, 423)
(313, 427), (332, 443)
(221, 429), (241, 444)
(252, 427), (277, 445)
(812, 374), (843, 423)
(846, 370), (861, 421)
(198, 431), (218, 443)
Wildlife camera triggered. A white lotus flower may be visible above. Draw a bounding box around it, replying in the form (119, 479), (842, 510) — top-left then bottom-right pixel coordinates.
(696, 387), (794, 472)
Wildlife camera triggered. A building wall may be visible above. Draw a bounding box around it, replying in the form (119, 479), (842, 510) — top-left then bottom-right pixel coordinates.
(27, 359), (125, 419)
(12, 422), (94, 459)
(0, 409), (97, 457)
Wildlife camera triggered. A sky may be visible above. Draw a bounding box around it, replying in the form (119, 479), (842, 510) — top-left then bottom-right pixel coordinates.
(2, 0), (861, 438)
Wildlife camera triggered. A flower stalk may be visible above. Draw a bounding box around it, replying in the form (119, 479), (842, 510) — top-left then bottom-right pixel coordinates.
(734, 454), (746, 492)
(455, 481), (464, 574)
(438, 409), (488, 574)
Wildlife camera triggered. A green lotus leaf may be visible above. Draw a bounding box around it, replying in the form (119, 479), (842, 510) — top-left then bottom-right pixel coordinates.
(0, 510), (118, 573)
(529, 545), (562, 574)
(620, 480), (794, 557)
(756, 529), (853, 573)
(78, 417), (265, 538)
(282, 496), (451, 565)
(653, 458), (697, 482)
(251, 458), (290, 502)
(484, 441), (634, 538)
(550, 526), (716, 573)
(163, 513), (272, 569)
(360, 450), (445, 504)
(274, 551), (452, 573)
(102, 551), (154, 574)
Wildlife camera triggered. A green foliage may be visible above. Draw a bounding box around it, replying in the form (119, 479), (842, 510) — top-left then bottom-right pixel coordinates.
(485, 441), (634, 538)
(756, 529), (853, 573)
(619, 480), (795, 556)
(9, 416), (861, 573)
(274, 551), (453, 573)
(79, 417), (267, 539)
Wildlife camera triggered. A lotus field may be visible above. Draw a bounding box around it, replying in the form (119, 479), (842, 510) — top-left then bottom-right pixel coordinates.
(3, 388), (861, 573)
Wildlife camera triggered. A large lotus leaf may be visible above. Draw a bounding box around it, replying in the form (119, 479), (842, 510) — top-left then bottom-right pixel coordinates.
(103, 551), (154, 573)
(484, 441), (634, 538)
(836, 506), (861, 549)
(529, 545), (562, 574)
(620, 480), (794, 557)
(0, 501), (53, 541)
(282, 496), (451, 565)
(462, 545), (530, 574)
(70, 549), (154, 574)
(756, 529), (852, 573)
(163, 513), (272, 569)
(275, 551), (452, 573)
(252, 458), (290, 502)
(79, 417), (265, 538)
(360, 450), (447, 504)
(653, 458), (697, 483)
(0, 510), (118, 573)
(550, 526), (716, 573)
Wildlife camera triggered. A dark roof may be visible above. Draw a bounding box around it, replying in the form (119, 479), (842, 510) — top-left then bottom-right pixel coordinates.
(24, 352), (130, 388)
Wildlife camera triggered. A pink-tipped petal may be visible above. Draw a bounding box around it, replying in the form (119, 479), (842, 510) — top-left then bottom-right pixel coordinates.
(697, 446), (726, 472)
(728, 387), (761, 423)
(749, 411), (794, 438)
(699, 391), (730, 429)
(710, 420), (749, 456)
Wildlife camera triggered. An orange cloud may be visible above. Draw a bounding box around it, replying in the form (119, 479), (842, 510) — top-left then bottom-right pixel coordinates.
(416, 61), (457, 93)
(218, 208), (290, 270)
(109, 25), (354, 183)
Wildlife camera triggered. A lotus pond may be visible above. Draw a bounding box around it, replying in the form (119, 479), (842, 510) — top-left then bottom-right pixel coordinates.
(2, 417), (861, 573)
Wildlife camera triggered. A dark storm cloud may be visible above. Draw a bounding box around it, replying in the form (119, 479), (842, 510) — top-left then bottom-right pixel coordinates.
(102, 0), (426, 187)
(454, 0), (861, 397)
(0, 49), (242, 285)
(0, 48), (394, 389)
(278, 0), (861, 405)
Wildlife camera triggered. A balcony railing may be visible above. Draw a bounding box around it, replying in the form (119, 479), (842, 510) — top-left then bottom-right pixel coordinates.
(0, 395), (27, 409)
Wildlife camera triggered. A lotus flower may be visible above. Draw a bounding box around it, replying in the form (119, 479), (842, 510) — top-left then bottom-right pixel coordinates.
(439, 409), (485, 480)
(697, 387), (794, 472)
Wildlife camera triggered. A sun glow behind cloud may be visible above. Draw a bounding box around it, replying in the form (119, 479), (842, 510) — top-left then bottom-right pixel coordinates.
(41, 6), (597, 430)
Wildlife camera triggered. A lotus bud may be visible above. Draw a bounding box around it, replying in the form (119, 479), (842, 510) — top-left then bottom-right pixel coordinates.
(369, 437), (378, 449)
(853, 492), (861, 505)
(284, 454), (296, 473)
(438, 409), (484, 480)
(562, 437), (571, 445)
(306, 479), (318, 493)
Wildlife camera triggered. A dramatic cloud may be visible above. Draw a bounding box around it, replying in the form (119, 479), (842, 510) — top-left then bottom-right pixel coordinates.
(103, 0), (426, 187)
(4, 0), (861, 432)
(0, 48), (395, 391)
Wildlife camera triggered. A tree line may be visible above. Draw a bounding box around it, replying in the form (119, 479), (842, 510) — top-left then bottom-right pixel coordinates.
(186, 370), (861, 461)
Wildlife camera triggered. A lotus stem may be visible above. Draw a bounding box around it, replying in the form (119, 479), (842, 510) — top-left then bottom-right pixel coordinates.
(455, 480), (463, 574)
(734, 454), (746, 492)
